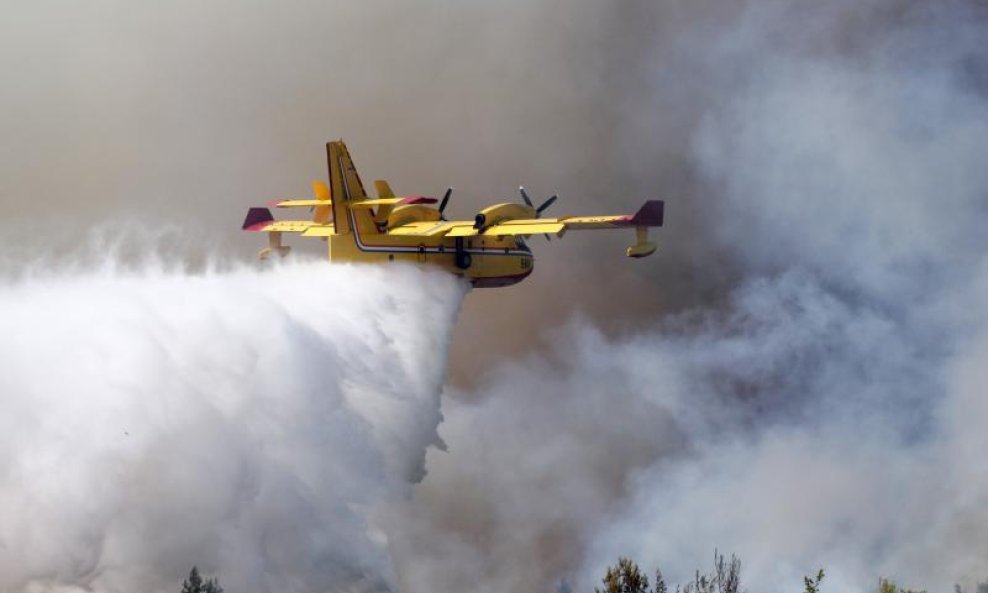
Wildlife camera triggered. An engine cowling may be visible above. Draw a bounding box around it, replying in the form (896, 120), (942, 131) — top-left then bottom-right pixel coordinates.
(387, 204), (441, 229)
(472, 203), (536, 230)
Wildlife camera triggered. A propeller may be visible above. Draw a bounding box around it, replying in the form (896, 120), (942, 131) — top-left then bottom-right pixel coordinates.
(438, 187), (452, 220)
(519, 187), (558, 240)
(519, 186), (534, 208)
(536, 194), (557, 215)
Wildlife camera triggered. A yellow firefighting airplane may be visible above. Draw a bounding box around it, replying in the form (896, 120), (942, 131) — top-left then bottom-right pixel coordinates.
(242, 141), (664, 288)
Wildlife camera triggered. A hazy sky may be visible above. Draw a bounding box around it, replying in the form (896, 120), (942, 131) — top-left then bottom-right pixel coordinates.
(0, 0), (743, 383)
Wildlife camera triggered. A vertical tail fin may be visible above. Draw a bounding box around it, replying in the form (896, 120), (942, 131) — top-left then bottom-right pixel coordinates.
(327, 140), (376, 235)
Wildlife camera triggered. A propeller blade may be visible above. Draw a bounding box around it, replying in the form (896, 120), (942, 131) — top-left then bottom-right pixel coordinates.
(536, 194), (557, 215)
(519, 186), (534, 208)
(439, 187), (452, 219)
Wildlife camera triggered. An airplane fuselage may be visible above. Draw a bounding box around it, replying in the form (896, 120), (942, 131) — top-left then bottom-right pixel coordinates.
(325, 224), (534, 288)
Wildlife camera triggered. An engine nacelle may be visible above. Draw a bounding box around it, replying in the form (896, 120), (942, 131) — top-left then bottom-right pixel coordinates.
(387, 204), (441, 229)
(473, 202), (536, 230)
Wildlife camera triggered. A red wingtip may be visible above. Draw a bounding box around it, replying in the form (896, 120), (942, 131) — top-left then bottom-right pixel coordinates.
(400, 196), (439, 205)
(242, 207), (274, 231)
(629, 200), (664, 227)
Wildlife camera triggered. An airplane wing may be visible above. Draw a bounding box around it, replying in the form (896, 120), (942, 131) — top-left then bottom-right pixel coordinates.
(559, 200), (664, 230)
(385, 200), (664, 247)
(386, 221), (463, 237)
(482, 220), (566, 237)
(374, 199), (664, 257)
(485, 200), (664, 236)
(268, 199), (332, 208)
(483, 200), (664, 257)
(350, 196), (438, 209)
(241, 206), (334, 259)
(242, 207), (334, 235)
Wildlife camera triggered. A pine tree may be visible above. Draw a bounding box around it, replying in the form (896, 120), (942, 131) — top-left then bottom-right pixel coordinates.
(181, 567), (203, 593)
(597, 552), (742, 593)
(596, 558), (651, 593)
(180, 566), (222, 593)
(803, 569), (824, 593)
(655, 568), (668, 593)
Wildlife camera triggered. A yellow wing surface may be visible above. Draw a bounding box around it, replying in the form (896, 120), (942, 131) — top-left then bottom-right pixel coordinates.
(386, 199), (664, 257)
(241, 205), (335, 259)
(350, 196), (438, 209)
(242, 209), (334, 234)
(389, 201), (662, 237)
(269, 199), (331, 208)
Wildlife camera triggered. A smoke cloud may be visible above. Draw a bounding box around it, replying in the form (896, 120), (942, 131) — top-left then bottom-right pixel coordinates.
(0, 259), (464, 593)
(4, 1), (988, 593)
(382, 2), (988, 593)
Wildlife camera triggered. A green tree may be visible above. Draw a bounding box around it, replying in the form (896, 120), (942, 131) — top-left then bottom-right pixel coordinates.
(181, 566), (203, 593)
(876, 577), (924, 593)
(596, 558), (651, 593)
(596, 552), (741, 593)
(655, 568), (668, 593)
(680, 551), (742, 593)
(955, 579), (988, 593)
(203, 577), (224, 593)
(181, 566), (223, 593)
(803, 569), (824, 593)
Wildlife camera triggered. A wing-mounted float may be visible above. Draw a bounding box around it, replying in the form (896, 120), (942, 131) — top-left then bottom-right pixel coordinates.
(242, 140), (665, 288)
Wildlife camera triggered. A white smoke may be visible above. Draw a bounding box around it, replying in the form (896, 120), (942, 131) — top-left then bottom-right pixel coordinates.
(0, 259), (465, 593)
(4, 2), (987, 592)
(385, 3), (988, 593)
